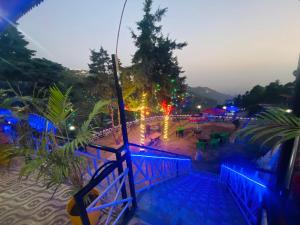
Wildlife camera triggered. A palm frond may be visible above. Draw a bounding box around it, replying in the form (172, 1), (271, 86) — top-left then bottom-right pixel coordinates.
(239, 107), (300, 148)
(0, 144), (16, 167)
(63, 100), (109, 152)
(45, 85), (73, 126)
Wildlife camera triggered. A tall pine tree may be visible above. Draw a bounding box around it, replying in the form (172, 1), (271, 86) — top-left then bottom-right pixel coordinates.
(131, 0), (187, 108)
(0, 25), (66, 91)
(88, 47), (112, 75)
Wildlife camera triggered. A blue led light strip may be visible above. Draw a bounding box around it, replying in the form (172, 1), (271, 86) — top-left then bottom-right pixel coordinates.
(131, 154), (191, 161)
(222, 165), (267, 188)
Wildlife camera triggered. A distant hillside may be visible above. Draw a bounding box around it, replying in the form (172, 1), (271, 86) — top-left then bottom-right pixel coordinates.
(188, 86), (232, 104)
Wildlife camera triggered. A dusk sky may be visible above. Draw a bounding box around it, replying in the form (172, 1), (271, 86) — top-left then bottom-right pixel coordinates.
(18, 0), (300, 95)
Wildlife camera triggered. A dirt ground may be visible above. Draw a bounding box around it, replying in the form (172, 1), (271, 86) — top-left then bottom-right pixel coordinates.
(94, 119), (236, 158)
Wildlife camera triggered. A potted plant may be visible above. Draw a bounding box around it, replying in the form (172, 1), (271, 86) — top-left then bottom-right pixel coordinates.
(1, 85), (108, 225)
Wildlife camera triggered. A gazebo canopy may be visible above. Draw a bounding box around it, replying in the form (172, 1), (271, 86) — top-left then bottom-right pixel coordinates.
(0, 0), (43, 31)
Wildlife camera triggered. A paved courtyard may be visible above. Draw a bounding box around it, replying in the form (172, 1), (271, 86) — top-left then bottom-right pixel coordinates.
(0, 170), (71, 225)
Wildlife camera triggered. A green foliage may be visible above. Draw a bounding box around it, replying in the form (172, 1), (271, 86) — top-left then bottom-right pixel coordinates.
(234, 80), (295, 115)
(63, 100), (109, 153)
(131, 0), (187, 107)
(239, 108), (300, 148)
(45, 85), (73, 126)
(3, 86), (108, 196)
(88, 47), (112, 75)
(0, 25), (68, 94)
(0, 144), (17, 167)
(292, 67), (300, 117)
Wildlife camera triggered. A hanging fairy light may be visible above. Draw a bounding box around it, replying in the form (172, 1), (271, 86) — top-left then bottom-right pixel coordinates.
(140, 92), (147, 150)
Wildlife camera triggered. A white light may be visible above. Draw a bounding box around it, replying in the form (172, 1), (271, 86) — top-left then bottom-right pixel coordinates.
(197, 105), (202, 109)
(131, 154), (191, 161)
(222, 165), (266, 188)
(222, 106), (227, 110)
(286, 109), (292, 113)
(69, 125), (76, 131)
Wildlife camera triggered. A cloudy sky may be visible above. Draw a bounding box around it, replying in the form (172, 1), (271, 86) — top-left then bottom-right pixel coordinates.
(18, 0), (300, 94)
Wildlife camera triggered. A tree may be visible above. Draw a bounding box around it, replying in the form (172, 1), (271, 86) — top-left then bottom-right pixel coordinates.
(131, 0), (187, 109)
(0, 25), (68, 92)
(0, 25), (34, 81)
(88, 47), (112, 75)
(234, 80), (294, 115)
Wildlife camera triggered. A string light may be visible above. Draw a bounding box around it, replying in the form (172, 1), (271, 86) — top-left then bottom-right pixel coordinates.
(163, 115), (169, 140)
(161, 101), (173, 140)
(69, 125), (76, 131)
(140, 92), (147, 150)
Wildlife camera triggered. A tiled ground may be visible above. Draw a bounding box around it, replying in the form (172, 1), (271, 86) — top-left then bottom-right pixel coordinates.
(131, 172), (246, 225)
(0, 170), (71, 225)
(0, 170), (246, 225)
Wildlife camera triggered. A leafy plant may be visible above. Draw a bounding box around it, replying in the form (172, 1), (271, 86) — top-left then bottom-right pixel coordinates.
(239, 107), (300, 148)
(3, 85), (108, 197)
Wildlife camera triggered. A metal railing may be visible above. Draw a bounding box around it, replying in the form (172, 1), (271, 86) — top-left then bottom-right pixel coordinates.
(129, 143), (192, 193)
(73, 142), (192, 225)
(220, 164), (269, 225)
(91, 114), (254, 140)
(73, 144), (136, 225)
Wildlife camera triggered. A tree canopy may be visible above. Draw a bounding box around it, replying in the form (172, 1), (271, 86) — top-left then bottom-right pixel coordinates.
(130, 0), (187, 110)
(88, 47), (112, 75)
(0, 25), (66, 91)
(234, 80), (295, 115)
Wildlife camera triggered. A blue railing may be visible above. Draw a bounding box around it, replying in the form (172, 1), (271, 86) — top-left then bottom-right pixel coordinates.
(220, 164), (271, 225)
(128, 143), (192, 193)
(71, 142), (192, 225)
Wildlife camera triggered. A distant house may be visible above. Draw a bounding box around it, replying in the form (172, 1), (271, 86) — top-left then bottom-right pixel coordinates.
(71, 70), (91, 77)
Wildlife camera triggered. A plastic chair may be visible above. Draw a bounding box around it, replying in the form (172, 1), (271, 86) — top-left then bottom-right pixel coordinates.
(209, 138), (220, 148)
(196, 141), (206, 152)
(220, 132), (229, 143)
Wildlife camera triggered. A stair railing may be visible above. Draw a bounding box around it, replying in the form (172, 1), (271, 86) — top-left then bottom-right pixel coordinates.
(129, 143), (192, 193)
(220, 164), (269, 225)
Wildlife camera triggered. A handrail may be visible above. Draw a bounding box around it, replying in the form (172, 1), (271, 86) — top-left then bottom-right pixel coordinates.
(56, 135), (190, 160)
(91, 114), (255, 140)
(131, 153), (191, 161)
(220, 164), (268, 225)
(55, 135), (121, 153)
(87, 143), (121, 153)
(74, 159), (123, 225)
(221, 165), (267, 188)
(91, 161), (116, 180)
(129, 142), (191, 159)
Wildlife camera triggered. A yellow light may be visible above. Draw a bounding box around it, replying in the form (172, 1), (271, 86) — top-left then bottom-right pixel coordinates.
(163, 115), (169, 140)
(140, 93), (147, 150)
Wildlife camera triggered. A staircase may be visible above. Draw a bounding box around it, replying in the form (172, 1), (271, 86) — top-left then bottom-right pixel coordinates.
(128, 172), (246, 225)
